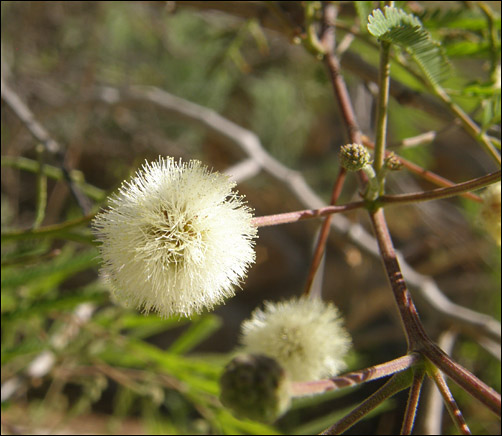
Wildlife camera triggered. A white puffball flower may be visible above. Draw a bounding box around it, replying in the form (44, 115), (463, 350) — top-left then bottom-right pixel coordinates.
(92, 157), (257, 318)
(240, 297), (351, 382)
(479, 181), (501, 246)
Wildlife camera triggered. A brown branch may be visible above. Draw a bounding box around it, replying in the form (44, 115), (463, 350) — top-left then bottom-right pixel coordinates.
(425, 344), (501, 417)
(422, 330), (458, 434)
(251, 200), (364, 228)
(290, 353), (422, 397)
(370, 208), (501, 417)
(379, 170), (501, 206)
(401, 367), (425, 435)
(302, 168), (346, 296)
(320, 370), (413, 435)
(428, 366), (471, 435)
(369, 208), (431, 350)
(302, 3), (359, 297)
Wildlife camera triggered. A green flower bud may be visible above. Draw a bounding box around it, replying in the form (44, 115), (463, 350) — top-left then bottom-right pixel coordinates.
(384, 152), (403, 171)
(339, 143), (371, 171)
(219, 354), (291, 423)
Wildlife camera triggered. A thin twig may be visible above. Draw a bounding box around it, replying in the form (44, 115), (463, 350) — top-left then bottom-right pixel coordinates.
(422, 330), (457, 435)
(362, 136), (483, 203)
(379, 170), (501, 206)
(33, 144), (47, 229)
(251, 201), (364, 228)
(1, 75), (92, 214)
(428, 365), (471, 435)
(434, 85), (500, 166)
(302, 168), (347, 296)
(301, 3), (356, 297)
(401, 366), (425, 435)
(373, 41), (391, 175)
(1, 76), (60, 154)
(425, 344), (501, 417)
(320, 370), (413, 435)
(1, 155), (106, 201)
(477, 2), (500, 83)
(290, 353), (422, 397)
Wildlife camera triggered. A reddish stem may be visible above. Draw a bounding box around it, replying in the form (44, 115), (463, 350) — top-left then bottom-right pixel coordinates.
(401, 367), (425, 435)
(290, 353), (422, 397)
(428, 366), (471, 435)
(379, 170), (500, 206)
(303, 3), (362, 296)
(251, 200), (364, 228)
(370, 207), (501, 417)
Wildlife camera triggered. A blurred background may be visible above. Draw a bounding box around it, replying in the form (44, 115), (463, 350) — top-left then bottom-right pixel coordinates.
(1, 1), (500, 434)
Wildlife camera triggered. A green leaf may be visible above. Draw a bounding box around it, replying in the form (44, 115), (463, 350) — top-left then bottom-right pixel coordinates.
(168, 314), (222, 354)
(1, 248), (99, 292)
(118, 312), (187, 339)
(367, 6), (450, 86)
(1, 288), (105, 321)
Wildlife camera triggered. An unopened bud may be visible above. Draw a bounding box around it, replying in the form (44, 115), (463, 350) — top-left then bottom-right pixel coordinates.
(219, 354), (291, 423)
(339, 143), (371, 171)
(384, 152), (403, 171)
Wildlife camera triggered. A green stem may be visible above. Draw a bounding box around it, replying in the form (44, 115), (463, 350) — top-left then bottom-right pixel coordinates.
(362, 164), (380, 201)
(1, 215), (94, 243)
(33, 144), (47, 229)
(432, 84), (501, 166)
(373, 41), (391, 177)
(2, 155), (106, 201)
(477, 2), (500, 84)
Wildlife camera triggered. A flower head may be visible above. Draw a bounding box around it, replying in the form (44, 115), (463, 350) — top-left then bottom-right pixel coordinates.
(339, 143), (371, 171)
(479, 181), (501, 245)
(239, 297), (351, 382)
(92, 157), (257, 317)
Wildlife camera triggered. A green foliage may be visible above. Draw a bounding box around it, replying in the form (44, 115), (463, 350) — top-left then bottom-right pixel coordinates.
(367, 6), (450, 86)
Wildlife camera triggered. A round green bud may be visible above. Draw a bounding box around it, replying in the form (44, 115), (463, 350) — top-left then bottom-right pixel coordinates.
(219, 354), (291, 423)
(384, 152), (403, 171)
(339, 143), (371, 171)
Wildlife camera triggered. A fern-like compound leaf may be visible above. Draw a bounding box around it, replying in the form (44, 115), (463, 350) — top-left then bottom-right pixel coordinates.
(367, 6), (449, 86)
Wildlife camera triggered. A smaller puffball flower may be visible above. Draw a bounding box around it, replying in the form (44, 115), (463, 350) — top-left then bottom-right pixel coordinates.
(92, 157), (257, 317)
(479, 181), (501, 245)
(239, 297), (351, 382)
